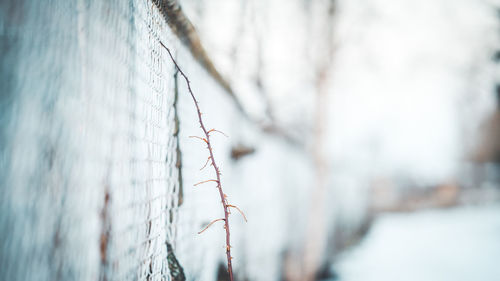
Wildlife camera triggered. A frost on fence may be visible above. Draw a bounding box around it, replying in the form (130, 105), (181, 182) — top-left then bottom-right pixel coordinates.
(0, 1), (182, 280)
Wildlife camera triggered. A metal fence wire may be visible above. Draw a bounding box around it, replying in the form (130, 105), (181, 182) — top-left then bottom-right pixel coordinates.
(0, 0), (184, 280)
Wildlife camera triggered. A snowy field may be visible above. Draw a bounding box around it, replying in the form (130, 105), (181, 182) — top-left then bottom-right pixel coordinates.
(333, 204), (500, 281)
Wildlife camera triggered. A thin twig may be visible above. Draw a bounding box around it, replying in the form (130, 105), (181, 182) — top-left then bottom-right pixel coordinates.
(227, 205), (248, 222)
(200, 156), (212, 171)
(189, 136), (208, 143)
(193, 179), (219, 187)
(207, 129), (229, 138)
(198, 218), (225, 234)
(161, 41), (240, 281)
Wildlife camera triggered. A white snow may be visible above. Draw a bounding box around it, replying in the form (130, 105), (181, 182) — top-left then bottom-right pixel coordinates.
(334, 205), (500, 281)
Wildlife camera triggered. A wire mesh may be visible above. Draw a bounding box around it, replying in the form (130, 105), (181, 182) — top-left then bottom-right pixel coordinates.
(0, 0), (182, 280)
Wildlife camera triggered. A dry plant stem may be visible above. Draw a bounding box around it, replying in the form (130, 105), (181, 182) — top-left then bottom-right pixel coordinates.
(161, 41), (235, 281)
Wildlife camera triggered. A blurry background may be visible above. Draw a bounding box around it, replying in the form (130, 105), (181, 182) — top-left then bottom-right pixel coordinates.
(0, 0), (499, 281)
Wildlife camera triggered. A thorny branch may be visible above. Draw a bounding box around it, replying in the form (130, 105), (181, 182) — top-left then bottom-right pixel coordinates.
(161, 41), (241, 281)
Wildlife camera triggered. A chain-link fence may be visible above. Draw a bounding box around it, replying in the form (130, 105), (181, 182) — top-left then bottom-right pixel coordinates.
(0, 1), (183, 280)
(0, 0), (320, 280)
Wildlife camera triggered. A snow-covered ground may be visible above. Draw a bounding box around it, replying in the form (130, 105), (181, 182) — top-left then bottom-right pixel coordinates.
(334, 204), (500, 281)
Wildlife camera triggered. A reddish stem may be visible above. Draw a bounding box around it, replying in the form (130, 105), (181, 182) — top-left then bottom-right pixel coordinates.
(161, 41), (235, 281)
